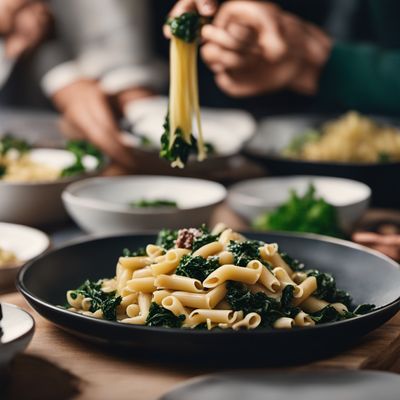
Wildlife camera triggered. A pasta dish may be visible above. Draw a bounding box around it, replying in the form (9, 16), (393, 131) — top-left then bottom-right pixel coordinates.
(65, 225), (374, 330)
(0, 154), (61, 183)
(284, 112), (400, 163)
(0, 246), (19, 268)
(160, 13), (206, 168)
(0, 135), (103, 183)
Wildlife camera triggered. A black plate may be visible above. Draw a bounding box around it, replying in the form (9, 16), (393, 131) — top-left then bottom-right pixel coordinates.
(244, 115), (400, 208)
(17, 232), (400, 366)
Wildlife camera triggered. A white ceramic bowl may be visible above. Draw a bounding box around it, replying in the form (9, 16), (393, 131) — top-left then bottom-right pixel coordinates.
(0, 222), (49, 292)
(0, 148), (101, 226)
(62, 176), (227, 234)
(0, 303), (35, 369)
(228, 176), (371, 233)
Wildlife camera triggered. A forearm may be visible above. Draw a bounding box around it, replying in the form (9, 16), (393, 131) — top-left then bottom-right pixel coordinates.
(318, 42), (400, 114)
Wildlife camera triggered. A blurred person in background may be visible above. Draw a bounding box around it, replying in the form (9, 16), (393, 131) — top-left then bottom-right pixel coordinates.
(0, 0), (51, 89)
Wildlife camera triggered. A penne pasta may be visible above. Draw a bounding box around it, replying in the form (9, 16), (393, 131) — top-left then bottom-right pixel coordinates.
(155, 274), (203, 293)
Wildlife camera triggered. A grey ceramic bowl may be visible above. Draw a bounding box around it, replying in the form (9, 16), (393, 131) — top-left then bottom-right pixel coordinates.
(228, 176), (371, 233)
(0, 303), (35, 370)
(62, 176), (227, 234)
(0, 148), (101, 226)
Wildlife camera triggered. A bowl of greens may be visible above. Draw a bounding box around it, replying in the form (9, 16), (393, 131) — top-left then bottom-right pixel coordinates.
(62, 175), (227, 234)
(228, 176), (371, 237)
(0, 136), (104, 226)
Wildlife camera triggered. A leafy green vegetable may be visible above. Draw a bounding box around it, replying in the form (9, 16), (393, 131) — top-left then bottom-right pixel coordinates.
(310, 306), (344, 323)
(191, 226), (219, 252)
(280, 252), (305, 272)
(226, 282), (299, 327)
(156, 229), (178, 250)
(175, 255), (220, 281)
(145, 302), (185, 328)
(122, 247), (147, 257)
(280, 285), (295, 309)
(353, 304), (375, 315)
(0, 134), (31, 155)
(253, 184), (344, 238)
(68, 280), (121, 321)
(129, 199), (178, 208)
(227, 240), (264, 267)
(160, 116), (198, 166)
(167, 12), (202, 43)
(61, 140), (103, 177)
(307, 270), (352, 307)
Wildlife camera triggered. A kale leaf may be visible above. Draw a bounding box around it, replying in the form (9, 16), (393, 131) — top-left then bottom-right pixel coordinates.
(353, 304), (375, 315)
(307, 270), (352, 307)
(167, 12), (202, 43)
(253, 184), (344, 238)
(227, 240), (264, 267)
(69, 279), (121, 321)
(310, 306), (344, 323)
(145, 303), (185, 328)
(61, 140), (103, 177)
(280, 252), (305, 272)
(175, 255), (220, 281)
(191, 226), (219, 252)
(160, 116), (197, 166)
(129, 199), (178, 208)
(0, 134), (31, 155)
(156, 229), (178, 250)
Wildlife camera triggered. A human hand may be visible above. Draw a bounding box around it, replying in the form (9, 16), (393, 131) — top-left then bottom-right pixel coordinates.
(353, 232), (400, 261)
(53, 80), (136, 170)
(201, 1), (331, 97)
(163, 0), (218, 38)
(0, 0), (52, 59)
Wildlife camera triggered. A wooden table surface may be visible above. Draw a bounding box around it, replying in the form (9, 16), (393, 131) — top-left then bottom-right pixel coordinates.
(1, 205), (400, 400)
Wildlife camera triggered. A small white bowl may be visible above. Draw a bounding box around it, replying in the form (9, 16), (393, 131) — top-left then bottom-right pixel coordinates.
(0, 222), (50, 292)
(0, 148), (101, 226)
(0, 303), (35, 369)
(228, 176), (371, 233)
(62, 176), (227, 234)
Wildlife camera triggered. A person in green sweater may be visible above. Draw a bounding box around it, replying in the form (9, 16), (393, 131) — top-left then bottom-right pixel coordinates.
(170, 0), (400, 116)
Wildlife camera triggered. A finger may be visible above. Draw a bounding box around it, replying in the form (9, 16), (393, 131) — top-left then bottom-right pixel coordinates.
(201, 24), (250, 52)
(215, 71), (257, 97)
(201, 43), (248, 70)
(58, 117), (86, 140)
(226, 23), (257, 46)
(170, 0), (217, 18)
(65, 106), (135, 169)
(214, 2), (286, 61)
(0, 0), (28, 34)
(195, 0), (218, 16)
(4, 34), (30, 58)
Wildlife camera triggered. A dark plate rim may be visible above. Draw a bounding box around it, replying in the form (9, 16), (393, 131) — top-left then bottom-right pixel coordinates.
(17, 231), (400, 337)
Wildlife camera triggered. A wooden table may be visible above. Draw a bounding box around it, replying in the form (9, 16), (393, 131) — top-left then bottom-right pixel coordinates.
(2, 206), (400, 400)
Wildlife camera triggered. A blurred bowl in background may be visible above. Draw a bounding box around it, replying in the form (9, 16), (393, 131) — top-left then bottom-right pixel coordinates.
(244, 114), (400, 208)
(121, 96), (256, 176)
(0, 303), (35, 369)
(228, 176), (371, 233)
(0, 148), (102, 226)
(0, 222), (49, 292)
(62, 175), (227, 234)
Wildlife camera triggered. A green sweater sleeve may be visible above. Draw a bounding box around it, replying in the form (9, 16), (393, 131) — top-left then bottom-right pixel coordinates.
(318, 41), (400, 114)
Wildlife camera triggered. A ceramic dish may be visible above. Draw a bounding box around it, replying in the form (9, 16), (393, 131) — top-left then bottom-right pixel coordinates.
(160, 370), (400, 400)
(62, 176), (227, 234)
(17, 232), (400, 365)
(0, 148), (102, 226)
(244, 114), (400, 208)
(0, 303), (35, 369)
(0, 222), (50, 292)
(121, 96), (256, 175)
(228, 176), (371, 233)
